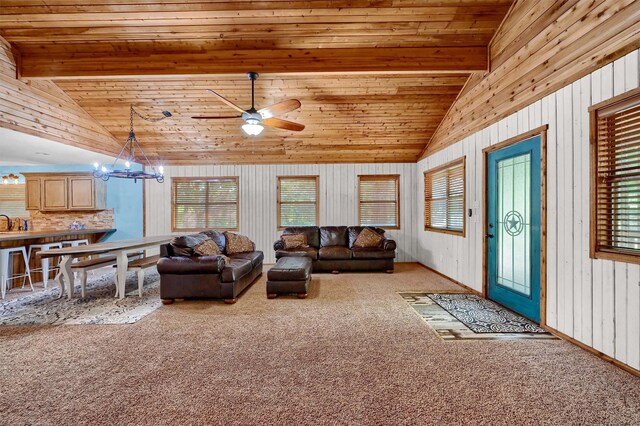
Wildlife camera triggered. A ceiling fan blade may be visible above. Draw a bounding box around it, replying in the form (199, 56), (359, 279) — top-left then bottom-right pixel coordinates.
(192, 115), (242, 120)
(207, 89), (246, 114)
(262, 117), (305, 132)
(258, 99), (301, 119)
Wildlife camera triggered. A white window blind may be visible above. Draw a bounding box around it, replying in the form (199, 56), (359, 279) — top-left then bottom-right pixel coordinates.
(358, 175), (400, 228)
(172, 177), (239, 231)
(278, 176), (318, 228)
(424, 158), (465, 234)
(591, 90), (640, 260)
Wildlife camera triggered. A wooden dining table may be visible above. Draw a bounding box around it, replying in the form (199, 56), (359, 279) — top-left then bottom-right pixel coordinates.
(38, 236), (171, 300)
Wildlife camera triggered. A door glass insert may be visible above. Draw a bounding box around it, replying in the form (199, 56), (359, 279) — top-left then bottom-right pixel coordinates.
(497, 153), (531, 297)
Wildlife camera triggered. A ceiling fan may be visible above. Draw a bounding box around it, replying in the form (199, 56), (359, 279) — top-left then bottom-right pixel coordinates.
(192, 72), (304, 136)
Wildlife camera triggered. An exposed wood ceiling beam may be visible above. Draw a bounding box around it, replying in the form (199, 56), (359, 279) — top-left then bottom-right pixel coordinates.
(19, 46), (487, 80)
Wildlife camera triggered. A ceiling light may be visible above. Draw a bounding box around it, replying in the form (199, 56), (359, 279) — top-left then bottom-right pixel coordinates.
(241, 118), (264, 136)
(2, 173), (20, 185)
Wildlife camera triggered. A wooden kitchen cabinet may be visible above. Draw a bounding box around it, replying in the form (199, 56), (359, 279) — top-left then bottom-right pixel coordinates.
(22, 172), (106, 211)
(42, 177), (68, 210)
(24, 177), (41, 210)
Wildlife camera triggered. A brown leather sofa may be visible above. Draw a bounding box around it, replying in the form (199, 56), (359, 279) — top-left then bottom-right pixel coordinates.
(157, 231), (263, 304)
(273, 226), (396, 272)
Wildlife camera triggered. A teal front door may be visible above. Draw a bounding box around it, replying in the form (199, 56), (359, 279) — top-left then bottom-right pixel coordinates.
(487, 135), (541, 323)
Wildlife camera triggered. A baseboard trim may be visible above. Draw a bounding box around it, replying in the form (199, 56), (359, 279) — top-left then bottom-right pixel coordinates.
(416, 262), (482, 296)
(541, 325), (640, 379)
(414, 262), (640, 378)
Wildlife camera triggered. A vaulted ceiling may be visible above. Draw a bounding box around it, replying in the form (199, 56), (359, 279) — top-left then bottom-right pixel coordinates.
(0, 0), (514, 164)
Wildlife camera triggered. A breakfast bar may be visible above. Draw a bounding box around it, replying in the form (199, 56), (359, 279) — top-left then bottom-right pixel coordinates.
(0, 229), (115, 290)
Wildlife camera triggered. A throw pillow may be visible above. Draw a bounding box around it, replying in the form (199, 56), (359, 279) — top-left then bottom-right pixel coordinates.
(193, 239), (231, 265)
(194, 238), (222, 256)
(352, 228), (384, 248)
(224, 232), (256, 254)
(281, 233), (307, 249)
(170, 233), (208, 257)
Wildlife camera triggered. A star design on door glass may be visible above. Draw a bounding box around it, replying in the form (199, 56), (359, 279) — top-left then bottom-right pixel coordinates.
(503, 211), (524, 236)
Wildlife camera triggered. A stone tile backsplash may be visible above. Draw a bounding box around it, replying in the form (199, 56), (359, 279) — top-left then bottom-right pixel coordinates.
(27, 209), (115, 231)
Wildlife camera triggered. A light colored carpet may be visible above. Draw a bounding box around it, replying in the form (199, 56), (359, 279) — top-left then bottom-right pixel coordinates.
(0, 264), (638, 425)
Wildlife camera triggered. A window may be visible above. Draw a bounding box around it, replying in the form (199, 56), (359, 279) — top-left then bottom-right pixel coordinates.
(172, 177), (239, 232)
(424, 157), (465, 235)
(358, 175), (400, 229)
(277, 176), (319, 228)
(589, 88), (640, 264)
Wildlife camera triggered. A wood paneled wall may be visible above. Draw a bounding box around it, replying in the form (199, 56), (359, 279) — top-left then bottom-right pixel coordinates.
(145, 163), (418, 263)
(422, 0), (640, 156)
(417, 49), (640, 372)
(0, 36), (120, 157)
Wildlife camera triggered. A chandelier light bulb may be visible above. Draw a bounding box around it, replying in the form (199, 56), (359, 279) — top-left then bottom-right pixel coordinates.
(93, 162), (99, 170)
(125, 161), (131, 169)
(158, 166), (164, 175)
(101, 166), (108, 173)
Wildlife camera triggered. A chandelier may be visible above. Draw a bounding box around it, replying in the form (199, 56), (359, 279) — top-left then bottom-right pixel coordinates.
(93, 105), (171, 183)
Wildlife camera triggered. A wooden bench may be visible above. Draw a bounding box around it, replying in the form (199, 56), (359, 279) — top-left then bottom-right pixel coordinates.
(67, 252), (142, 298)
(114, 254), (160, 298)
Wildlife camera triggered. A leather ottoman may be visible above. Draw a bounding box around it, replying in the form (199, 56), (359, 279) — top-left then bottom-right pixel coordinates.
(266, 257), (312, 299)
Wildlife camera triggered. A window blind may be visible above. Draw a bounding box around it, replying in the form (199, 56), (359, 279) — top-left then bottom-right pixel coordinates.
(592, 91), (640, 258)
(278, 176), (318, 228)
(0, 184), (28, 219)
(358, 175), (400, 228)
(172, 178), (239, 231)
(424, 159), (465, 234)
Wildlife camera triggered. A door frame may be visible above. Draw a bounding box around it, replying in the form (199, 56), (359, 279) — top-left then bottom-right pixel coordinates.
(482, 125), (548, 326)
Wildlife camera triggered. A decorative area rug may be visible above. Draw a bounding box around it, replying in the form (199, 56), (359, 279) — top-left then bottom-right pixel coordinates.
(400, 292), (555, 341)
(0, 269), (162, 326)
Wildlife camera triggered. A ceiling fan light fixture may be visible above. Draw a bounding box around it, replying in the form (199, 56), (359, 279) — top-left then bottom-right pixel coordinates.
(242, 118), (264, 136)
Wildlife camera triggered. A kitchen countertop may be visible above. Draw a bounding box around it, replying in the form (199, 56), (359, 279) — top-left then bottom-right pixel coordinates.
(0, 229), (116, 242)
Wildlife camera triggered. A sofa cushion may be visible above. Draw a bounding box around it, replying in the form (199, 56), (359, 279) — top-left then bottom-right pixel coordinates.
(225, 232), (256, 254)
(229, 251), (264, 269)
(221, 258), (253, 283)
(320, 226), (348, 247)
(351, 247), (395, 259)
(275, 247), (318, 260)
(353, 228), (385, 248)
(348, 226), (385, 248)
(157, 255), (225, 274)
(281, 234), (308, 249)
(201, 230), (227, 253)
(318, 246), (352, 260)
(281, 227), (320, 248)
(170, 233), (208, 257)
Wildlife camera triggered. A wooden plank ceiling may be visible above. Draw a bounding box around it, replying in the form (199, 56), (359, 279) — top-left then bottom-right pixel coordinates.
(422, 0), (640, 157)
(0, 0), (513, 164)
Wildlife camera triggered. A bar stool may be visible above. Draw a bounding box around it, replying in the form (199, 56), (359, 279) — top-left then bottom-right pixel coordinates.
(27, 242), (62, 289)
(0, 246), (34, 299)
(61, 239), (90, 248)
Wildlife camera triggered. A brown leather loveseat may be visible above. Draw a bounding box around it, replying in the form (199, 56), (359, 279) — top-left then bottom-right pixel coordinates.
(158, 231), (263, 304)
(273, 226), (396, 273)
